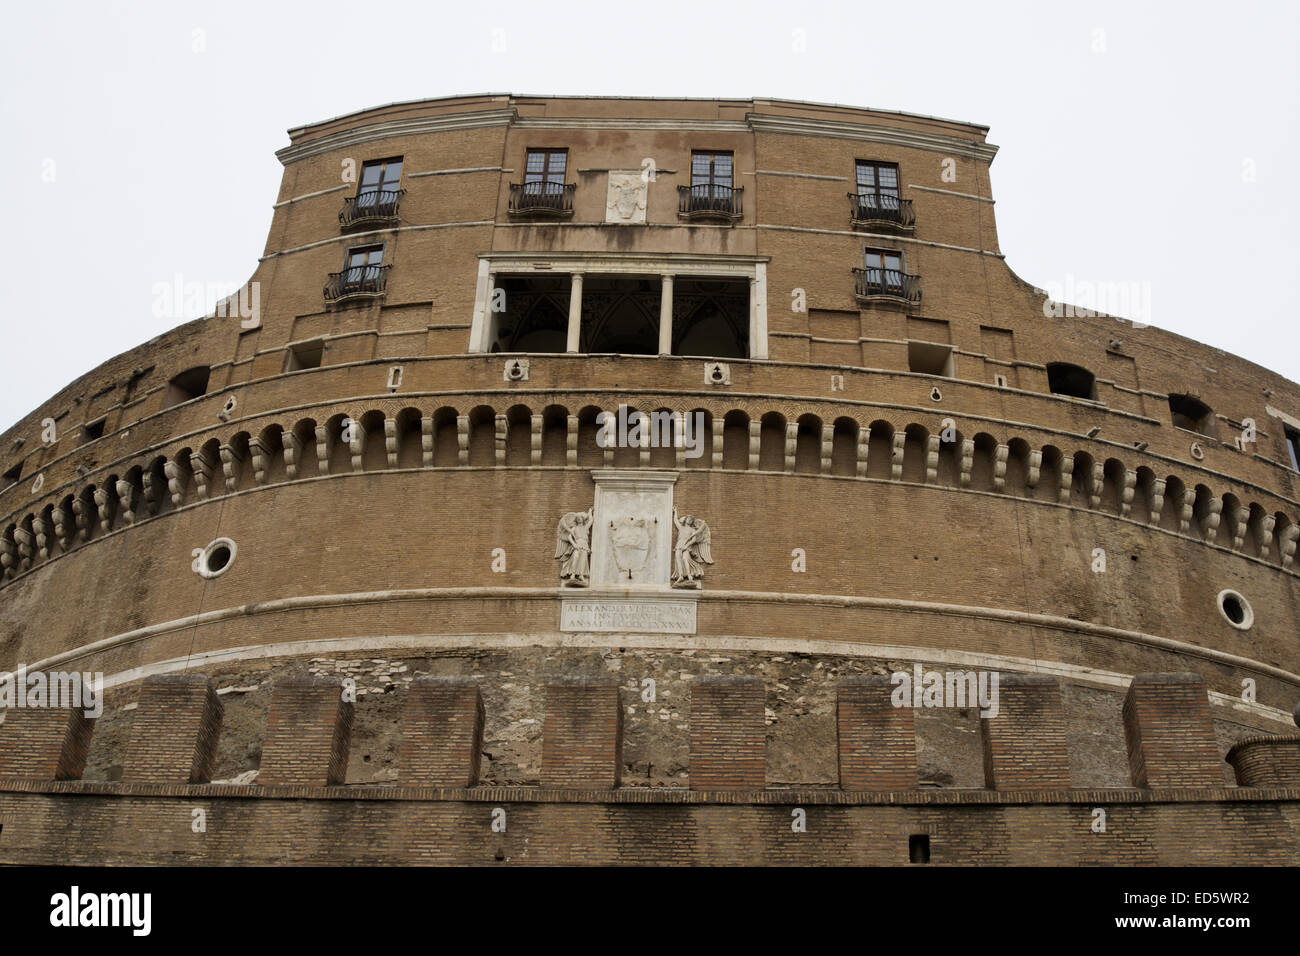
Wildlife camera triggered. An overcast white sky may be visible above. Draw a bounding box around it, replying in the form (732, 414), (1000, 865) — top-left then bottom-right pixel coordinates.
(1, 0), (1296, 434)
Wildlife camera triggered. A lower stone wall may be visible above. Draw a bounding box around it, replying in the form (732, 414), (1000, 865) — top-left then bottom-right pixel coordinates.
(0, 784), (1296, 865)
(76, 650), (1269, 790)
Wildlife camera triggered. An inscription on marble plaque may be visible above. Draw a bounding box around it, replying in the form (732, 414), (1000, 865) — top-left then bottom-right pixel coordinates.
(560, 599), (697, 634)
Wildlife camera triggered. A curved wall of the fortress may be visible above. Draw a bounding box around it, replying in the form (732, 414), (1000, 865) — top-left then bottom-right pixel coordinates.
(2, 96), (1299, 864)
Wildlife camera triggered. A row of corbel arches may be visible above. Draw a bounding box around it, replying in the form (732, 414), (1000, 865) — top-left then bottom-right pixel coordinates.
(3, 402), (1298, 583)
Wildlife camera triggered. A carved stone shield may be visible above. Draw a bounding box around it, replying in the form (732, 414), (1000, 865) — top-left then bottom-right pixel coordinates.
(615, 184), (640, 219)
(610, 516), (651, 575)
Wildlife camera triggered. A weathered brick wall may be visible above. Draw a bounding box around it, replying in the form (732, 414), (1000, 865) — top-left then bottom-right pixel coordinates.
(122, 674), (223, 784)
(836, 676), (917, 790)
(398, 677), (483, 787)
(1123, 673), (1223, 788)
(690, 677), (766, 790)
(1226, 734), (1300, 787)
(258, 677), (353, 787)
(1, 785), (1297, 865)
(541, 680), (621, 789)
(981, 675), (1071, 790)
(0, 706), (93, 781)
(1, 665), (1297, 864)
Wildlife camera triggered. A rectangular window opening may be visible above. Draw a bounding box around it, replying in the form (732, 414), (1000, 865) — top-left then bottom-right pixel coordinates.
(83, 418), (106, 441)
(856, 160), (901, 207)
(1, 463), (21, 490)
(523, 149), (568, 201)
(356, 157), (403, 206)
(286, 339), (325, 372)
(163, 366), (211, 409)
(1285, 426), (1300, 471)
(909, 834), (931, 864)
(908, 341), (954, 377)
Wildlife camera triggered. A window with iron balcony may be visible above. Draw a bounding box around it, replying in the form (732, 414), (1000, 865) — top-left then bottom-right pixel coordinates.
(324, 245), (390, 304)
(853, 248), (921, 305)
(508, 149), (575, 217)
(678, 151), (742, 222)
(340, 158), (405, 232)
(849, 160), (914, 232)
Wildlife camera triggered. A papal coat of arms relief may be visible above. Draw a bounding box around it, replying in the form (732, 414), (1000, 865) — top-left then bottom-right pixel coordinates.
(605, 171), (648, 224)
(609, 515), (653, 579)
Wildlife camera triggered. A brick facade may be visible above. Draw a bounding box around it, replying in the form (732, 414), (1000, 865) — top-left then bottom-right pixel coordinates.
(542, 680), (622, 789)
(836, 676), (918, 790)
(0, 705), (94, 781)
(0, 94), (1298, 864)
(258, 677), (353, 787)
(690, 676), (766, 790)
(122, 673), (223, 784)
(398, 677), (484, 787)
(980, 674), (1071, 790)
(1123, 673), (1223, 788)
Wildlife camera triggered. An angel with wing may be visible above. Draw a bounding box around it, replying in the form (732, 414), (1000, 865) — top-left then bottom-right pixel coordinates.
(555, 508), (594, 586)
(671, 508), (713, 588)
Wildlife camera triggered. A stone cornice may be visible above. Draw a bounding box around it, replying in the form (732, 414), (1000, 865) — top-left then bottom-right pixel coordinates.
(8, 588), (1299, 699)
(272, 105), (999, 168)
(275, 108), (518, 165)
(746, 112), (999, 162)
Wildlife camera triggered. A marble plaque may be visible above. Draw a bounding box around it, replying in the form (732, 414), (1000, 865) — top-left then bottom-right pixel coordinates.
(561, 596), (698, 634)
(590, 470), (677, 588)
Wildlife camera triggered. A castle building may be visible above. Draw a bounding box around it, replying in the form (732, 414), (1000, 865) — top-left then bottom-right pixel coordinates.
(0, 94), (1298, 865)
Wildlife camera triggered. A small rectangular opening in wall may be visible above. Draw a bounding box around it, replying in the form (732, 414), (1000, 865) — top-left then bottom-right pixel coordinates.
(909, 834), (931, 863)
(83, 418), (106, 441)
(1, 463), (21, 490)
(163, 366), (211, 409)
(1285, 426), (1300, 471)
(286, 339), (325, 372)
(994, 373), (1008, 388)
(908, 341), (954, 377)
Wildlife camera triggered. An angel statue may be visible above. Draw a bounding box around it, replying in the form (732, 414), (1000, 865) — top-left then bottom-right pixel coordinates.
(555, 508), (594, 587)
(670, 508), (713, 589)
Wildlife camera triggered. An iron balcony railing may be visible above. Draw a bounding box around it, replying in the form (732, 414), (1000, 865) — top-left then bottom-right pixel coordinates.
(339, 189), (405, 230)
(508, 181), (576, 216)
(677, 183), (743, 220)
(848, 192), (915, 229)
(324, 264), (391, 303)
(852, 267), (922, 303)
